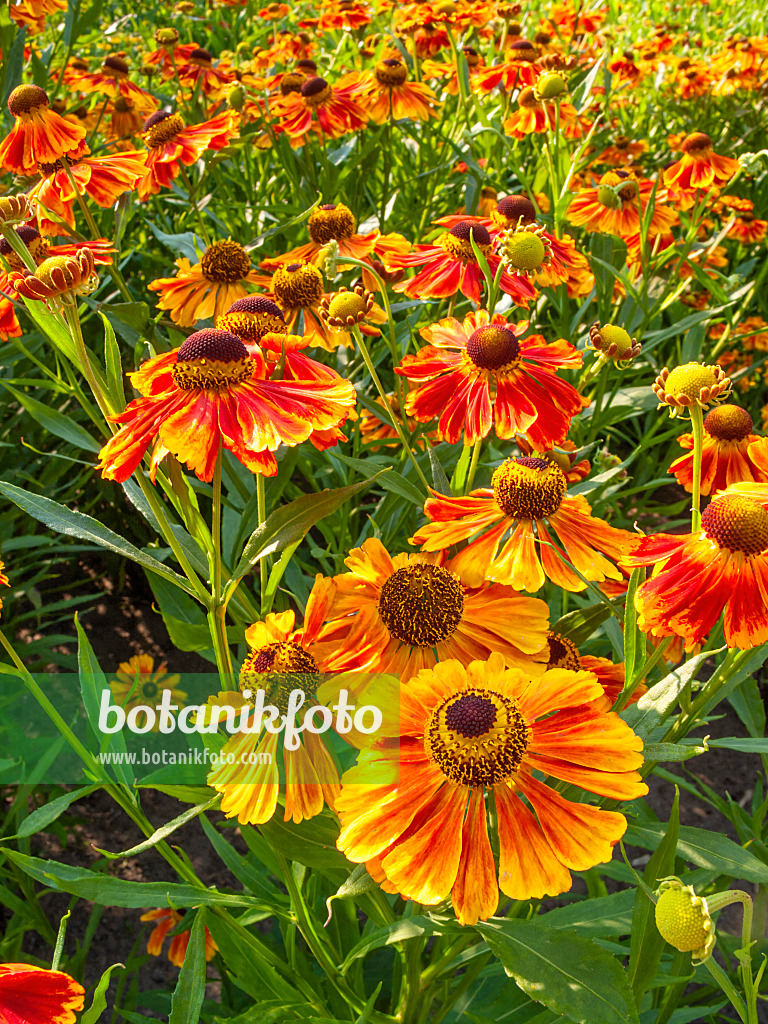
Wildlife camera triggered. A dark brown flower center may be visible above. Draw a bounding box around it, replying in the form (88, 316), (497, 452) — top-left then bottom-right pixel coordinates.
(172, 329), (252, 390)
(200, 240), (251, 283)
(377, 563), (464, 647)
(493, 195), (536, 227)
(375, 58), (408, 86)
(8, 84), (49, 116)
(465, 324), (521, 370)
(308, 203), (356, 243)
(545, 631), (581, 670)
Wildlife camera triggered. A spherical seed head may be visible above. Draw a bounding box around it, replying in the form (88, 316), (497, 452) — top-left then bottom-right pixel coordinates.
(328, 290), (367, 320)
(449, 221), (491, 246)
(375, 58), (408, 86)
(377, 563), (464, 647)
(535, 71), (568, 98)
(655, 883), (712, 956)
(546, 631), (581, 670)
(143, 110), (185, 145)
(499, 230), (547, 271)
(425, 686), (529, 787)
(239, 641), (319, 714)
(704, 404), (753, 441)
(664, 363), (718, 402)
(509, 39), (536, 60)
(493, 457), (566, 519)
(596, 323), (633, 358)
(103, 55), (129, 74)
(280, 72), (307, 95)
(301, 76), (331, 103)
(190, 47), (213, 63)
(199, 240), (251, 283)
(35, 255), (73, 288)
(155, 27), (180, 44)
(227, 295), (285, 319)
(465, 324), (521, 370)
(308, 203), (356, 244)
(494, 194), (537, 227)
(177, 328), (248, 364)
(272, 262), (324, 308)
(682, 131), (712, 154)
(296, 59), (318, 72)
(700, 494), (768, 556)
(8, 84), (49, 116)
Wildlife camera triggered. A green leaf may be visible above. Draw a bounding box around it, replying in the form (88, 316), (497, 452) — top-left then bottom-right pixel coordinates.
(2, 383), (100, 452)
(625, 823), (768, 883)
(10, 784), (101, 840)
(81, 963), (124, 1024)
(727, 677), (766, 740)
(333, 452), (424, 504)
(169, 909), (207, 1024)
(325, 864), (378, 925)
(551, 603), (613, 648)
(476, 919), (639, 1024)
(620, 649), (717, 740)
(100, 312), (126, 409)
(147, 223), (204, 262)
(225, 474), (384, 599)
(629, 790), (679, 1001)
(0, 481), (198, 597)
(258, 811), (346, 870)
(4, 849), (265, 909)
(540, 889), (635, 938)
(199, 816), (286, 904)
(642, 741), (708, 762)
(96, 797), (219, 859)
(709, 737), (768, 753)
(339, 917), (439, 974)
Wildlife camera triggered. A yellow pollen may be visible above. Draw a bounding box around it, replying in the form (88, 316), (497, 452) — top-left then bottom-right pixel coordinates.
(200, 240), (251, 283)
(327, 291), (366, 321)
(425, 687), (529, 786)
(700, 495), (768, 556)
(498, 230), (548, 272)
(239, 641), (318, 715)
(377, 563), (464, 647)
(144, 112), (185, 147)
(492, 457), (566, 519)
(664, 363), (718, 402)
(655, 888), (711, 953)
(440, 231), (492, 262)
(704, 404), (753, 441)
(273, 263), (324, 308)
(308, 204), (356, 244)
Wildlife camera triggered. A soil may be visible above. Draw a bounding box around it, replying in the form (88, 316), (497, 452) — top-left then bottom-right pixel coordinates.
(4, 555), (768, 1020)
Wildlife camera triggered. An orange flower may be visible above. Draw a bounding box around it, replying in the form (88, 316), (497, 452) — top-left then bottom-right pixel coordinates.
(0, 297), (21, 342)
(413, 456), (637, 593)
(110, 655), (187, 732)
(669, 404), (768, 495)
(270, 75), (368, 146)
(472, 38), (540, 93)
(386, 221), (536, 306)
(27, 149), (147, 231)
(395, 309), (587, 447)
(0, 963), (84, 1024)
(348, 59), (440, 123)
(336, 654), (646, 924)
(541, 631), (647, 711)
(503, 86), (582, 139)
(97, 328), (356, 482)
(0, 85), (87, 175)
(137, 109), (239, 200)
(663, 133), (740, 193)
(622, 483), (768, 650)
(175, 47), (237, 99)
(148, 240), (264, 327)
(206, 578), (351, 825)
(62, 54), (158, 112)
(319, 537), (550, 681)
(141, 909), (217, 967)
(567, 170), (677, 237)
(726, 213), (768, 244)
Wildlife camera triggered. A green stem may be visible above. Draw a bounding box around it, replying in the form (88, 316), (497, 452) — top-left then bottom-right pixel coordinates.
(62, 302), (113, 421)
(257, 473), (268, 613)
(688, 404), (704, 532)
(209, 443), (235, 689)
(703, 957), (749, 1024)
(464, 436), (482, 494)
(352, 325), (430, 493)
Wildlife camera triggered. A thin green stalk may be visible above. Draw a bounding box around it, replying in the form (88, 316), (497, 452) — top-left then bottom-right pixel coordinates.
(688, 404), (705, 531)
(209, 443), (235, 689)
(257, 473), (268, 612)
(703, 957), (749, 1024)
(63, 302), (113, 421)
(464, 437), (482, 494)
(352, 324), (430, 493)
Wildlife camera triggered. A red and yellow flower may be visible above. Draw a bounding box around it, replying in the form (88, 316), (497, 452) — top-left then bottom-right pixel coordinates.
(395, 309), (588, 447)
(347, 58), (440, 123)
(336, 654), (646, 924)
(668, 404), (768, 495)
(109, 655), (187, 732)
(0, 84), (87, 175)
(270, 75), (368, 146)
(319, 537), (550, 681)
(148, 240), (263, 327)
(137, 109), (239, 200)
(97, 328), (356, 483)
(413, 456), (637, 592)
(0, 963), (84, 1024)
(567, 170), (677, 238)
(622, 482), (768, 650)
(663, 133), (740, 194)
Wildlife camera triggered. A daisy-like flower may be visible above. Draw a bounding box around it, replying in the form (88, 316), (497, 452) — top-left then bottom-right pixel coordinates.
(472, 38), (540, 93)
(10, 0), (67, 34)
(336, 654), (647, 924)
(0, 84), (87, 175)
(503, 86), (582, 139)
(420, 46), (487, 96)
(395, 310), (588, 447)
(668, 404), (768, 495)
(148, 240), (263, 327)
(413, 456), (637, 592)
(348, 58), (440, 123)
(109, 654), (187, 731)
(0, 297), (21, 343)
(0, 963), (85, 1024)
(27, 149), (147, 232)
(663, 132), (740, 194)
(141, 909), (218, 967)
(207, 578), (349, 824)
(136, 109), (239, 200)
(259, 203), (410, 290)
(622, 482), (768, 650)
(97, 328), (356, 482)
(64, 54), (158, 113)
(726, 212), (768, 244)
(265, 260), (350, 349)
(270, 75), (368, 147)
(320, 537), (550, 681)
(567, 170), (677, 238)
(175, 47), (236, 99)
(387, 221), (537, 306)
(540, 631), (646, 711)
